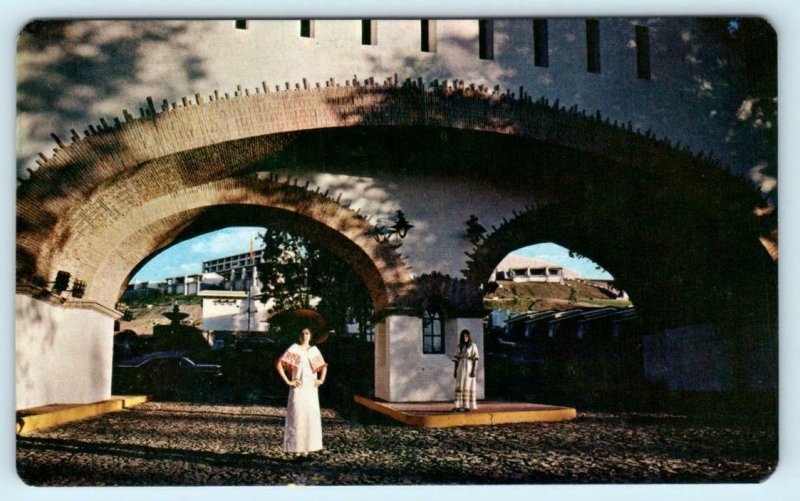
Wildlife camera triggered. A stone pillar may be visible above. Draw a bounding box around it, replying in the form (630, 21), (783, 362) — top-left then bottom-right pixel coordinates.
(16, 294), (116, 410)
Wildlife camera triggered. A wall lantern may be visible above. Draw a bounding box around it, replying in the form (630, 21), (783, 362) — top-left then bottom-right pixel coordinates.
(367, 210), (414, 243)
(32, 271), (87, 298)
(390, 210), (414, 238)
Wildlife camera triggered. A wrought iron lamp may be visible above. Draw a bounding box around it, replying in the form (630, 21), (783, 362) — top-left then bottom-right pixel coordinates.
(464, 214), (486, 244)
(367, 210), (414, 243)
(390, 210), (414, 238)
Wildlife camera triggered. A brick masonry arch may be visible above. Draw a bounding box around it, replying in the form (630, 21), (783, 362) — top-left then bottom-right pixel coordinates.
(31, 172), (414, 314)
(463, 197), (776, 331)
(17, 76), (775, 322)
(15, 75), (779, 409)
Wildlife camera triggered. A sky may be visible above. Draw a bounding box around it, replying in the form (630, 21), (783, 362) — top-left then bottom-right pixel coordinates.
(131, 227), (266, 282)
(130, 227), (613, 283)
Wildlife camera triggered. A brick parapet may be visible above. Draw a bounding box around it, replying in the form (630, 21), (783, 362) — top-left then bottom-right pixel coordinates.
(20, 76), (728, 190)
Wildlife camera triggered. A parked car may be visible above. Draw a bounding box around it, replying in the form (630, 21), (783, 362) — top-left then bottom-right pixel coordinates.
(113, 351), (223, 394)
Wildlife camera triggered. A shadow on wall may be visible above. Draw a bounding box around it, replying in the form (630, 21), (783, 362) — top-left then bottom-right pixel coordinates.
(366, 18), (776, 194)
(17, 21), (204, 177)
(14, 296), (65, 404)
(15, 19), (776, 326)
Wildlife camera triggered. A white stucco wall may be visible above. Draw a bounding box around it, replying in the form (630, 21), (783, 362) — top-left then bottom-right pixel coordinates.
(15, 18), (772, 282)
(15, 294), (115, 410)
(17, 18), (771, 192)
(376, 315), (484, 402)
(14, 18), (774, 407)
(201, 296), (272, 332)
(270, 169), (534, 277)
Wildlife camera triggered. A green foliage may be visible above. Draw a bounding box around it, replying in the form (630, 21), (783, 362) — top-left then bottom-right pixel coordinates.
(484, 280), (630, 312)
(568, 286), (578, 302)
(257, 227), (312, 312)
(151, 323), (208, 353)
(307, 245), (373, 338)
(256, 228), (373, 338)
(582, 298), (633, 308)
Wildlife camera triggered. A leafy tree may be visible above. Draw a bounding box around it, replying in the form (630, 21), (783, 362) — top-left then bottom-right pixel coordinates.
(256, 227), (312, 312)
(306, 245), (373, 338)
(256, 228), (373, 339)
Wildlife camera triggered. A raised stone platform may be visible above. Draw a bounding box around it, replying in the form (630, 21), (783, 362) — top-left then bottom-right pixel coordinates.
(354, 395), (577, 428)
(16, 395), (150, 435)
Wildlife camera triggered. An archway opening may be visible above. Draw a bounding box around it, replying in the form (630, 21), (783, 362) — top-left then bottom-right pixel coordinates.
(483, 242), (644, 411)
(112, 222), (378, 411)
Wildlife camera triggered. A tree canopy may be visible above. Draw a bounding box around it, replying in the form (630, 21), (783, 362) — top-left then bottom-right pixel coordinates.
(256, 228), (373, 339)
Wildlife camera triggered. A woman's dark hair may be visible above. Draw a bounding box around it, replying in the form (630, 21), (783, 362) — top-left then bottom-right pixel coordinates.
(459, 329), (472, 350)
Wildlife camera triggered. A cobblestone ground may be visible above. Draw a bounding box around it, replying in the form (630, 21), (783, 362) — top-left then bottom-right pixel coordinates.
(16, 401), (776, 486)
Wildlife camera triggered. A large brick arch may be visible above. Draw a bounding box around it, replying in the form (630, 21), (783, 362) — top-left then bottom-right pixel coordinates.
(17, 76), (775, 323)
(34, 173), (414, 313)
(464, 197), (775, 331)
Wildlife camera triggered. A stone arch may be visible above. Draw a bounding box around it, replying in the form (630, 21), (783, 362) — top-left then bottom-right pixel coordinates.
(464, 196), (775, 331)
(15, 75), (779, 409)
(30, 172), (413, 313)
(17, 75), (775, 324)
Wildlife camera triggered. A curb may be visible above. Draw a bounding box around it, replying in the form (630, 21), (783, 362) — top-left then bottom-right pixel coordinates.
(16, 395), (149, 435)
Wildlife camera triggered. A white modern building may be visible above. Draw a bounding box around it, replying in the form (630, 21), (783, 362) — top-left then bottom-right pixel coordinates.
(198, 289), (272, 333)
(491, 255), (581, 284)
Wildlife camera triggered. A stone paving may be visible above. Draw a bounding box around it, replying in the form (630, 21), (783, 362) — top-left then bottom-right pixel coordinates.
(16, 401), (776, 486)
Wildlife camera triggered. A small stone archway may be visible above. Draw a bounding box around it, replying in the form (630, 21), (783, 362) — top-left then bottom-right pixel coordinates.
(462, 194), (777, 396)
(14, 171), (416, 410)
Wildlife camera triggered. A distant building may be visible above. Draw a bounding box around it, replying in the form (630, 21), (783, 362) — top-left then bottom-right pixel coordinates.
(202, 250), (264, 291)
(198, 289), (271, 334)
(123, 279), (169, 298)
(124, 250), (263, 300)
(576, 279), (629, 301)
(491, 255), (580, 285)
(164, 274), (204, 295)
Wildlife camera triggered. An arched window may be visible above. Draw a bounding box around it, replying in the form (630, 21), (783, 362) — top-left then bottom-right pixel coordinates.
(422, 308), (444, 354)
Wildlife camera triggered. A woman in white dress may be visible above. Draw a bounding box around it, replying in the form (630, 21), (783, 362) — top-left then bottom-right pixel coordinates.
(452, 329), (479, 411)
(276, 328), (328, 456)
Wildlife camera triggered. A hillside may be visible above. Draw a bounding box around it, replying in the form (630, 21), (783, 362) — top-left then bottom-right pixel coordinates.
(484, 280), (631, 313)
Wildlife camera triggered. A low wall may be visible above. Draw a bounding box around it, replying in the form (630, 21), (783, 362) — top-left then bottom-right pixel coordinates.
(15, 294), (115, 410)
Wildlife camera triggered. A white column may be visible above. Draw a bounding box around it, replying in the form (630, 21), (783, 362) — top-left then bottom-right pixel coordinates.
(375, 315), (485, 402)
(16, 294), (115, 409)
(373, 322), (389, 400)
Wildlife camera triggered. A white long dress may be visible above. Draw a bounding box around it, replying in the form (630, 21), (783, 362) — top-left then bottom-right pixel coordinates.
(281, 344), (325, 453)
(453, 343), (479, 410)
